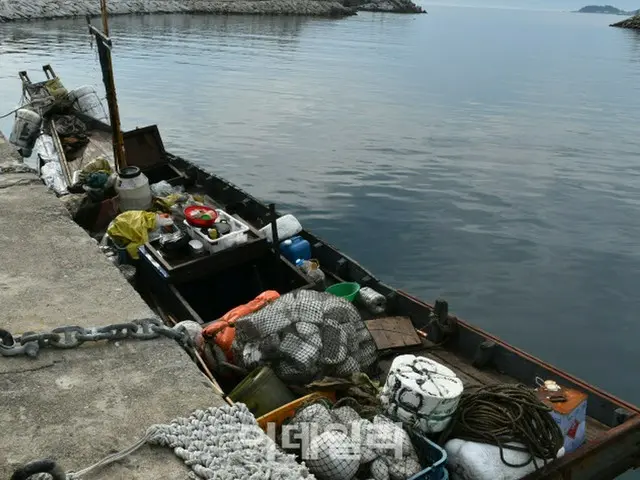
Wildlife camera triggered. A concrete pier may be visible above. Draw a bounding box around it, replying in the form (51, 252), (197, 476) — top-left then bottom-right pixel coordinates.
(0, 132), (225, 478)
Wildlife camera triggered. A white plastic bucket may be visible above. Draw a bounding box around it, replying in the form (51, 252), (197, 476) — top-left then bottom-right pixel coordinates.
(115, 166), (152, 212)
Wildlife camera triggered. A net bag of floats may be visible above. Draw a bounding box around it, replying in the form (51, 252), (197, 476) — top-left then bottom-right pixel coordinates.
(284, 398), (423, 480)
(379, 354), (464, 434)
(232, 290), (378, 383)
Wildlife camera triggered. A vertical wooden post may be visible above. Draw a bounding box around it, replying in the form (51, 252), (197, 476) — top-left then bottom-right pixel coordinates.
(88, 1), (126, 171)
(100, 0), (109, 36)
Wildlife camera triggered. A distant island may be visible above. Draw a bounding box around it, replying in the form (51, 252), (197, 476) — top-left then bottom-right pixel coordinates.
(576, 4), (639, 14)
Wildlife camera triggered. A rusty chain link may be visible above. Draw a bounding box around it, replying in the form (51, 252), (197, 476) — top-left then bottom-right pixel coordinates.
(0, 318), (193, 358)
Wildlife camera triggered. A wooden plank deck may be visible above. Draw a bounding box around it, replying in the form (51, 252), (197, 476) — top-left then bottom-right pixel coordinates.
(66, 129), (114, 175)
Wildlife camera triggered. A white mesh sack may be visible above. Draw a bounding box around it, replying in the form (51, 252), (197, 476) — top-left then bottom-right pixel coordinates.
(232, 290), (377, 383)
(307, 431), (361, 480)
(288, 402), (423, 480)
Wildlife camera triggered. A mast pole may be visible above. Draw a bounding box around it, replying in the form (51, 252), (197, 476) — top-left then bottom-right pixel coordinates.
(88, 0), (126, 171)
(100, 0), (109, 36)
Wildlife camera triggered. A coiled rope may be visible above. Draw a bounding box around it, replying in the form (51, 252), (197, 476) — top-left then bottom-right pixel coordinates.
(439, 384), (564, 469)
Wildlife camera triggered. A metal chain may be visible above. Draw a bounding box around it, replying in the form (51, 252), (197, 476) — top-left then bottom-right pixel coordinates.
(0, 318), (193, 358)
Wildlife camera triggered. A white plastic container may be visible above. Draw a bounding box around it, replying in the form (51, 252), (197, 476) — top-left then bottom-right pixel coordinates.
(379, 354), (464, 434)
(259, 214), (302, 243)
(115, 166), (152, 212)
(67, 85), (108, 122)
(183, 209), (250, 254)
(445, 438), (565, 480)
(9, 108), (42, 157)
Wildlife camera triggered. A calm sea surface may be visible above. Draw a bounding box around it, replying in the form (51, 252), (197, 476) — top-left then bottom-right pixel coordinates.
(1, 6), (640, 411)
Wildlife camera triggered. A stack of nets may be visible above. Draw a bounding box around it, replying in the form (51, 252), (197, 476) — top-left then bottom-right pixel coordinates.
(285, 399), (423, 480)
(54, 114), (89, 156)
(232, 290), (377, 383)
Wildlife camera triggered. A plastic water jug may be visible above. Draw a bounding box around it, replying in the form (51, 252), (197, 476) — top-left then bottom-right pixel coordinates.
(280, 236), (311, 264)
(115, 166), (152, 212)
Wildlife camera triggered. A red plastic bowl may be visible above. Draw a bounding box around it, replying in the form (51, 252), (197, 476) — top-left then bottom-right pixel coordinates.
(184, 205), (218, 228)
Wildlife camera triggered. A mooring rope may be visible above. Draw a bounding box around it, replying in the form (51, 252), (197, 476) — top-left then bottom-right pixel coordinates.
(438, 383), (564, 469)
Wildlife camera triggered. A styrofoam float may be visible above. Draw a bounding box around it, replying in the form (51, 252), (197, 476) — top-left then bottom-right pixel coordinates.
(445, 438), (565, 480)
(379, 354), (464, 434)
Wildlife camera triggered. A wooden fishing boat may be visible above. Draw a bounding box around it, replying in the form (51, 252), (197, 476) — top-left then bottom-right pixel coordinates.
(163, 152), (640, 480)
(14, 16), (640, 480)
(32, 109), (640, 478)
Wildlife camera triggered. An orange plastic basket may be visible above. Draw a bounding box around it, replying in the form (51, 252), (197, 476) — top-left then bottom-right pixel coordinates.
(256, 391), (337, 432)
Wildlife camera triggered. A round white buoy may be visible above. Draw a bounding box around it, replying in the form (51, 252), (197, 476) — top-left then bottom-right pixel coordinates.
(379, 354), (464, 434)
(306, 431), (360, 480)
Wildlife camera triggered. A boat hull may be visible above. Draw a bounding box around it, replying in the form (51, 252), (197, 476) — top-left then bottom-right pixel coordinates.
(163, 152), (640, 480)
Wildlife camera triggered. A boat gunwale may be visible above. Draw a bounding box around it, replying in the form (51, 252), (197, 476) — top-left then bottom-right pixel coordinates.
(401, 290), (640, 418)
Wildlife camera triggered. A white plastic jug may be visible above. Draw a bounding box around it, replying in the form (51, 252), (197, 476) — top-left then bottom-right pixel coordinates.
(115, 166), (152, 212)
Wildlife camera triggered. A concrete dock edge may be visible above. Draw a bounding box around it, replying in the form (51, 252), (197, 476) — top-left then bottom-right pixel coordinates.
(0, 131), (225, 479)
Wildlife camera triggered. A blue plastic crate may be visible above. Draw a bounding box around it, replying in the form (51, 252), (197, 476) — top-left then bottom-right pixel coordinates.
(408, 431), (448, 480)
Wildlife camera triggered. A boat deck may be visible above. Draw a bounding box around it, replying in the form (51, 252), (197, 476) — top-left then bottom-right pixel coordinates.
(65, 129), (114, 174)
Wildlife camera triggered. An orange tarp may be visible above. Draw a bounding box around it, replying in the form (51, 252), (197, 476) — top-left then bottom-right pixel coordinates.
(201, 290), (280, 360)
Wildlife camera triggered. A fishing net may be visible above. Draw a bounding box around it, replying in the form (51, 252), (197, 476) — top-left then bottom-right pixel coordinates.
(283, 398), (422, 480)
(53, 114), (89, 156)
(232, 290), (377, 384)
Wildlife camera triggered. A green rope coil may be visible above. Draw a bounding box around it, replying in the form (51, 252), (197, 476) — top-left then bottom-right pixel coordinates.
(439, 384), (564, 469)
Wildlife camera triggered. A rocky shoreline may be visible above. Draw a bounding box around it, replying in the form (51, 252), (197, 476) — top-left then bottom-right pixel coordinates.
(0, 0), (424, 22)
(611, 13), (640, 28)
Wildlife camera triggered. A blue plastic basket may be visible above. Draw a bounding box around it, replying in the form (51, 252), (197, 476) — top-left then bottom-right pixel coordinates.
(408, 431), (449, 480)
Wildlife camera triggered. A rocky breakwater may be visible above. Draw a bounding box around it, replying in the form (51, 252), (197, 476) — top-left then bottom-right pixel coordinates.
(0, 0), (353, 21)
(354, 0), (424, 13)
(611, 12), (640, 28)
(0, 0), (424, 21)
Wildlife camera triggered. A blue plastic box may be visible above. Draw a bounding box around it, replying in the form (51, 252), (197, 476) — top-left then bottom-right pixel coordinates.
(408, 431), (449, 480)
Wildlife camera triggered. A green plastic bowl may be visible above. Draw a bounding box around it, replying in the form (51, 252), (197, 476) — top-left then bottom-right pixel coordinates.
(326, 282), (361, 302)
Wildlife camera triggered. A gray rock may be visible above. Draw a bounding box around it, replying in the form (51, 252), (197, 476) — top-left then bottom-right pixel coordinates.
(611, 13), (640, 28)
